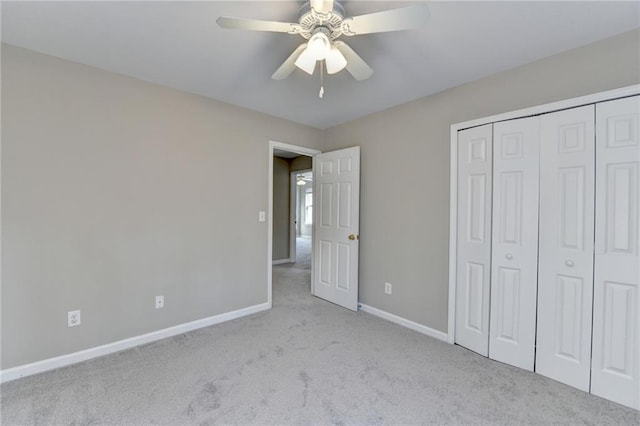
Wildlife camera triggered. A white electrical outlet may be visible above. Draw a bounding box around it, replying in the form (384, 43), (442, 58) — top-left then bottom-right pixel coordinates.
(385, 282), (392, 295)
(258, 211), (266, 222)
(68, 310), (81, 327)
(155, 295), (164, 309)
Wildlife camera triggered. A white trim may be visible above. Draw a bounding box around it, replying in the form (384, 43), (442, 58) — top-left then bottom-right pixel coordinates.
(359, 304), (448, 342)
(447, 84), (640, 346)
(452, 85), (640, 133)
(268, 141), (320, 309)
(448, 124), (458, 345)
(289, 171), (298, 263)
(0, 302), (270, 384)
(272, 259), (291, 265)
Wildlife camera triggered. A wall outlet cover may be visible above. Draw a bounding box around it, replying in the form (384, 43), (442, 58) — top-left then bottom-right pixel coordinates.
(155, 295), (164, 309)
(68, 310), (81, 327)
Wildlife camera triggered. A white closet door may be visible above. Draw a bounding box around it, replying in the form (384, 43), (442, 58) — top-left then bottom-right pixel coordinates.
(537, 105), (595, 391)
(456, 124), (493, 356)
(489, 117), (540, 371)
(592, 96), (640, 410)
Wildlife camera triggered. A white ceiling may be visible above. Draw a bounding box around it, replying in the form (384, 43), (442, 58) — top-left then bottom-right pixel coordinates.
(2, 1), (639, 129)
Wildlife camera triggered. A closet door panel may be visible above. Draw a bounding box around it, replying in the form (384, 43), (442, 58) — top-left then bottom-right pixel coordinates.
(489, 117), (540, 371)
(537, 105), (595, 391)
(592, 96), (639, 410)
(456, 124), (493, 356)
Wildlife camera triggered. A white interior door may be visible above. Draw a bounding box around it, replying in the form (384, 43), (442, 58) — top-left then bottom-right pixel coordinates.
(489, 117), (540, 371)
(536, 105), (595, 391)
(312, 146), (360, 311)
(455, 124), (493, 356)
(592, 95), (640, 410)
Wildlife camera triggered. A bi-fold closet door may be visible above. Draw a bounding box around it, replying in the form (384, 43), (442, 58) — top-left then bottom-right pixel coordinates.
(455, 95), (639, 410)
(591, 97), (639, 409)
(536, 105), (596, 391)
(536, 98), (639, 408)
(455, 117), (540, 371)
(489, 117), (540, 371)
(455, 124), (493, 357)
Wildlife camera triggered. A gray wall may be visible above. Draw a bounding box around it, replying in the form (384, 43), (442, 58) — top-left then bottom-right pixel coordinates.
(272, 156), (291, 261)
(321, 29), (640, 333)
(290, 156), (311, 172)
(3, 28), (639, 369)
(1, 45), (323, 369)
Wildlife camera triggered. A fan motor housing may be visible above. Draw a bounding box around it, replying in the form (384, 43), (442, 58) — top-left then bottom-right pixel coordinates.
(297, 1), (345, 40)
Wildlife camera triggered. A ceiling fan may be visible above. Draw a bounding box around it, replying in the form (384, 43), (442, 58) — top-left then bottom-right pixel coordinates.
(296, 175), (312, 185)
(217, 0), (430, 81)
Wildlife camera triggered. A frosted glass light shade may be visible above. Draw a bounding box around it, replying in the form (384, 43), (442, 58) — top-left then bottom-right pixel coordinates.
(306, 32), (331, 60)
(325, 46), (347, 74)
(294, 48), (317, 75)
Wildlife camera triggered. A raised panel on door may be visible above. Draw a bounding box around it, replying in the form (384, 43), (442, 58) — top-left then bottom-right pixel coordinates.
(489, 117), (540, 371)
(537, 105), (595, 391)
(592, 96), (640, 410)
(455, 124), (493, 356)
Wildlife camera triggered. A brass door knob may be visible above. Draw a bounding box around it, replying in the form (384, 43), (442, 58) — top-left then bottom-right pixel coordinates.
(348, 234), (359, 240)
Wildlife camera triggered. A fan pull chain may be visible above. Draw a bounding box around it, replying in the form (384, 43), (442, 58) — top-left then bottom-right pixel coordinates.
(319, 60), (324, 99)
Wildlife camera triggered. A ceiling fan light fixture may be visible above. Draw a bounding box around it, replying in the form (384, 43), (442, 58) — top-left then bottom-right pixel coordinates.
(218, 1), (431, 83)
(306, 30), (331, 60)
(294, 48), (317, 74)
(325, 46), (347, 74)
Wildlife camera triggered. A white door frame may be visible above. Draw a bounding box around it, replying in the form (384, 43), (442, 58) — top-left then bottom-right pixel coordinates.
(289, 169), (312, 263)
(448, 84), (639, 344)
(268, 141), (321, 308)
(289, 171), (298, 263)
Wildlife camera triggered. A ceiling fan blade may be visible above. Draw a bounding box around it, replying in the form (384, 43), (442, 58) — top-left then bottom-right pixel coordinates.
(310, 0), (334, 14)
(216, 16), (298, 33)
(272, 44), (308, 80)
(334, 41), (373, 81)
(342, 4), (430, 35)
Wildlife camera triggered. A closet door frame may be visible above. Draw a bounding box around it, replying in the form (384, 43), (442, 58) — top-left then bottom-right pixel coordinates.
(448, 84), (639, 344)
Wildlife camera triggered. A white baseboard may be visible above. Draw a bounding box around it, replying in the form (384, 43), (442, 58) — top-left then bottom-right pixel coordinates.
(0, 302), (270, 384)
(272, 259), (292, 265)
(359, 303), (449, 342)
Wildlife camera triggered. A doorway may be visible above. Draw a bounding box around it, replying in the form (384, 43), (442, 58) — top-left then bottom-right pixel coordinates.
(267, 141), (320, 308)
(290, 169), (312, 264)
(268, 141), (361, 312)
